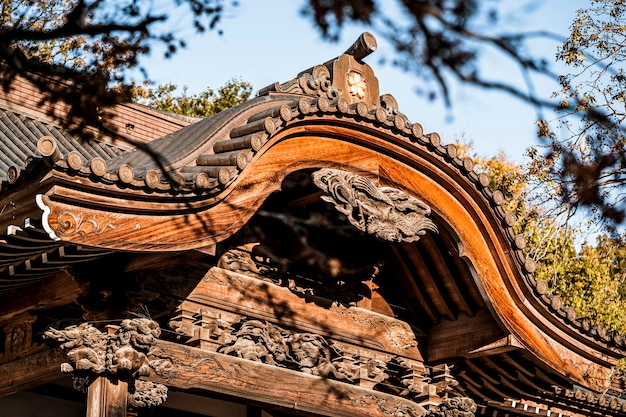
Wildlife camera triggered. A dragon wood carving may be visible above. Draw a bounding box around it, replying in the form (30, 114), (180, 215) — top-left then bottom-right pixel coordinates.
(312, 169), (438, 243)
(43, 318), (169, 408)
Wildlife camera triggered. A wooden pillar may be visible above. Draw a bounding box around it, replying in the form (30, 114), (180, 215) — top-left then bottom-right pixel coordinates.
(86, 377), (128, 417)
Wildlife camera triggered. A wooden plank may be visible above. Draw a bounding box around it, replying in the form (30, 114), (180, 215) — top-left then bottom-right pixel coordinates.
(427, 308), (508, 362)
(148, 340), (427, 417)
(398, 244), (455, 321)
(0, 347), (65, 396)
(389, 245), (439, 325)
(419, 236), (474, 317)
(0, 271), (79, 322)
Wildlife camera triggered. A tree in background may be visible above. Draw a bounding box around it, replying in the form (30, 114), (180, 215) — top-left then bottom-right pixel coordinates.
(134, 79), (253, 118)
(459, 142), (626, 333)
(538, 0), (626, 229)
(1, 0), (559, 141)
(1, 0), (234, 141)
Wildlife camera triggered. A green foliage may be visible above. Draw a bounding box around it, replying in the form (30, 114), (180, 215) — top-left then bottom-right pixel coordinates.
(461, 142), (626, 333)
(0, 0), (232, 141)
(539, 235), (626, 333)
(537, 0), (626, 227)
(134, 79), (253, 117)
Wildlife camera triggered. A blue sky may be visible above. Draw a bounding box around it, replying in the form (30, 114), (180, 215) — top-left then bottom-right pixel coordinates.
(136, 1), (588, 161)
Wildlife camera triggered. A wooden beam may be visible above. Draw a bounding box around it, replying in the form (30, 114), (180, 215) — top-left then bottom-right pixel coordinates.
(0, 271), (79, 323)
(0, 347), (64, 397)
(148, 340), (427, 417)
(389, 244), (439, 325)
(398, 244), (455, 321)
(86, 377), (128, 417)
(419, 236), (474, 317)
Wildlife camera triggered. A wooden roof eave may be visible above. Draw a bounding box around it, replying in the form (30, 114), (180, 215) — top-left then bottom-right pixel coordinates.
(35, 101), (623, 392)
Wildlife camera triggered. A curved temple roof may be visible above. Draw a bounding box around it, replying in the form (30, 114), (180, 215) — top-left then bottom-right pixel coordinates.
(0, 32), (625, 416)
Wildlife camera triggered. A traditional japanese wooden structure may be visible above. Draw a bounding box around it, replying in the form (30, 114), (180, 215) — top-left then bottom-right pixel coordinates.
(0, 33), (624, 417)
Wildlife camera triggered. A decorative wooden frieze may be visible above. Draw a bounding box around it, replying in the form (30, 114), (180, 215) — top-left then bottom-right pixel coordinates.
(425, 397), (476, 417)
(312, 168), (438, 242)
(166, 266), (474, 407)
(54, 210), (119, 240)
(43, 318), (169, 408)
(217, 318), (358, 381)
(0, 313), (39, 362)
(164, 265), (474, 413)
(170, 266), (422, 359)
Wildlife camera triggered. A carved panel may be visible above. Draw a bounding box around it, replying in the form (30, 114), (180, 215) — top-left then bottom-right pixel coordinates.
(425, 397), (477, 417)
(128, 380), (168, 408)
(55, 210), (119, 239)
(217, 318), (358, 381)
(43, 318), (169, 408)
(312, 168), (438, 242)
(1, 313), (39, 362)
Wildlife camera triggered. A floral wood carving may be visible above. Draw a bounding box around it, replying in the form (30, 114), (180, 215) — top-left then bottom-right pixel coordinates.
(43, 318), (169, 408)
(1, 313), (39, 362)
(56, 210), (119, 239)
(129, 380), (168, 408)
(347, 70), (367, 99)
(425, 397), (477, 417)
(312, 168), (438, 242)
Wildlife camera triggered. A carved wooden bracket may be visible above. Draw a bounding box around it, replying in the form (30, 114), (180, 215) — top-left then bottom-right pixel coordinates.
(312, 168), (438, 242)
(43, 318), (169, 408)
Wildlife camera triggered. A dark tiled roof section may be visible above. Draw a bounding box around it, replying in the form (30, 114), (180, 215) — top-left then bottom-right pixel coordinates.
(42, 95), (291, 192)
(0, 104), (127, 184)
(105, 95), (276, 173)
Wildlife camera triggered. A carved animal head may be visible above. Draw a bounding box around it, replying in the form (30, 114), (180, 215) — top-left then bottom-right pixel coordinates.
(111, 345), (151, 377)
(120, 318), (160, 351)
